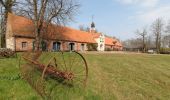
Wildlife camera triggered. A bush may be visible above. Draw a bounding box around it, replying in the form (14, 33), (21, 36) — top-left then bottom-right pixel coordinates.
(0, 48), (16, 58)
(105, 48), (112, 51)
(160, 48), (170, 54)
(87, 44), (97, 51)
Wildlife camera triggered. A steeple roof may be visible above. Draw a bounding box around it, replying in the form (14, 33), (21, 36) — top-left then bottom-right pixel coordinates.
(91, 22), (95, 28)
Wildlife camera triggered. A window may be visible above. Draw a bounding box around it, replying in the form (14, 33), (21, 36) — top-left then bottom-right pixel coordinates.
(100, 38), (104, 42)
(53, 42), (61, 51)
(32, 41), (47, 51)
(22, 42), (27, 49)
(81, 44), (85, 51)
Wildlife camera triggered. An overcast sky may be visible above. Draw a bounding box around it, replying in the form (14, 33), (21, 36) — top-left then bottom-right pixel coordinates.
(69, 0), (170, 40)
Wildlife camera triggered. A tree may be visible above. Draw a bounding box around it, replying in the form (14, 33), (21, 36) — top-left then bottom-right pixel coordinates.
(165, 20), (170, 34)
(18, 0), (79, 51)
(122, 38), (143, 52)
(0, 0), (17, 48)
(162, 35), (170, 48)
(136, 28), (147, 52)
(163, 20), (170, 48)
(79, 25), (90, 32)
(151, 18), (164, 53)
(146, 35), (155, 50)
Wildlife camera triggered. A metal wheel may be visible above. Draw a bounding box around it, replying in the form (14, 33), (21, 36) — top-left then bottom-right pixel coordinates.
(38, 51), (88, 89)
(19, 51), (88, 99)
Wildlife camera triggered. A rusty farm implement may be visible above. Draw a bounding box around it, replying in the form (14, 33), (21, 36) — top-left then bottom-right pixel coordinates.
(19, 51), (88, 99)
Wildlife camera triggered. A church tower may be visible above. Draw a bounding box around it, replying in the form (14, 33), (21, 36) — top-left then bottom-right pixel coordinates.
(90, 16), (96, 33)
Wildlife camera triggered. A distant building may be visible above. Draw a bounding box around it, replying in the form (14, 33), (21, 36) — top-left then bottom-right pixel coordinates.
(6, 13), (122, 51)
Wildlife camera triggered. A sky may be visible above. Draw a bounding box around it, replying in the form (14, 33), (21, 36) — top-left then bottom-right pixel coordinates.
(69, 0), (170, 41)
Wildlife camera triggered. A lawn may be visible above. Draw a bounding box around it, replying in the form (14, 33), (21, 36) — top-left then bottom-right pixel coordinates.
(0, 52), (170, 100)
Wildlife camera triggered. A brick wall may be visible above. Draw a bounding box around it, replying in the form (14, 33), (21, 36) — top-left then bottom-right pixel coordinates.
(15, 37), (34, 51)
(14, 37), (88, 51)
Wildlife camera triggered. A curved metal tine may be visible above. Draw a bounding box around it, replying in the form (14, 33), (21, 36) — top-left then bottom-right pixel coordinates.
(68, 51), (81, 72)
(71, 56), (84, 73)
(73, 78), (84, 86)
(68, 51), (72, 71)
(61, 51), (68, 71)
(67, 51), (75, 72)
(75, 51), (88, 80)
(44, 57), (58, 68)
(74, 65), (86, 75)
(67, 52), (88, 87)
(35, 79), (46, 98)
(48, 83), (59, 98)
(69, 52), (80, 72)
(18, 55), (22, 69)
(32, 51), (42, 61)
(74, 60), (85, 74)
(53, 57), (58, 69)
(53, 51), (66, 71)
(22, 51), (30, 58)
(41, 56), (58, 80)
(71, 82), (83, 93)
(64, 84), (72, 98)
(74, 52), (85, 68)
(62, 78), (79, 97)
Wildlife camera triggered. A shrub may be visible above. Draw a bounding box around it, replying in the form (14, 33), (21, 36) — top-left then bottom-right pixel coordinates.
(160, 48), (170, 54)
(105, 48), (112, 51)
(0, 48), (16, 58)
(87, 44), (97, 51)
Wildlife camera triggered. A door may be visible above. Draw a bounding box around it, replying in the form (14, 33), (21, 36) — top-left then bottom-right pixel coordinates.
(41, 41), (47, 51)
(81, 44), (85, 51)
(69, 43), (75, 51)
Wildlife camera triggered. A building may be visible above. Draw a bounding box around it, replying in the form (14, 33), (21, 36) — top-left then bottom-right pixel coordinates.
(6, 13), (123, 52)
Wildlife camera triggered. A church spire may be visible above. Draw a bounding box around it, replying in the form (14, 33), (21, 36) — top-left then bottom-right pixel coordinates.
(90, 15), (96, 33)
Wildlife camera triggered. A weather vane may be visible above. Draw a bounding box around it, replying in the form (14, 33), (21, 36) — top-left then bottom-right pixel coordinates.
(92, 15), (94, 22)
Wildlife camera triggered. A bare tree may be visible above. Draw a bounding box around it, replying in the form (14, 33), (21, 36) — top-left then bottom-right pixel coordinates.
(79, 25), (90, 32)
(136, 28), (147, 52)
(165, 20), (170, 34)
(18, 0), (79, 51)
(0, 0), (17, 47)
(123, 38), (143, 52)
(163, 20), (170, 48)
(146, 35), (155, 50)
(151, 18), (164, 53)
(162, 35), (170, 48)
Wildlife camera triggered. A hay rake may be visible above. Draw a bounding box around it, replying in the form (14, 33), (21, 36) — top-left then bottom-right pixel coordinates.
(19, 51), (88, 99)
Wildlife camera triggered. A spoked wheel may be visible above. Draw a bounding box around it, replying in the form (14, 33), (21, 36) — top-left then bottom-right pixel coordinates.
(40, 51), (88, 87)
(19, 51), (88, 99)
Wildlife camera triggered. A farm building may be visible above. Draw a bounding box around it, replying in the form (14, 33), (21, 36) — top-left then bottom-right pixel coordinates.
(6, 13), (122, 52)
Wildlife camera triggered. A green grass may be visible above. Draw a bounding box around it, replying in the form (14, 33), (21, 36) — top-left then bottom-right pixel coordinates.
(0, 53), (170, 100)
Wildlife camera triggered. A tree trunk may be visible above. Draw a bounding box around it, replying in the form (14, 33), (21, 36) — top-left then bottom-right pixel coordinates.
(0, 0), (13, 48)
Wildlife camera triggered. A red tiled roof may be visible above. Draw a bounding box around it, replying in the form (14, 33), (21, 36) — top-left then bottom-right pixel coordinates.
(91, 33), (101, 38)
(7, 13), (96, 43)
(115, 41), (122, 47)
(105, 37), (117, 46)
(7, 13), (123, 47)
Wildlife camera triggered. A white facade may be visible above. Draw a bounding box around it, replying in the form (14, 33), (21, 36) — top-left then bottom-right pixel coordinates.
(6, 17), (15, 51)
(6, 37), (15, 51)
(95, 34), (105, 51)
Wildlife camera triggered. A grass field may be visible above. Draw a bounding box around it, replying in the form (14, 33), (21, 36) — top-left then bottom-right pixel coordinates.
(0, 52), (170, 100)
